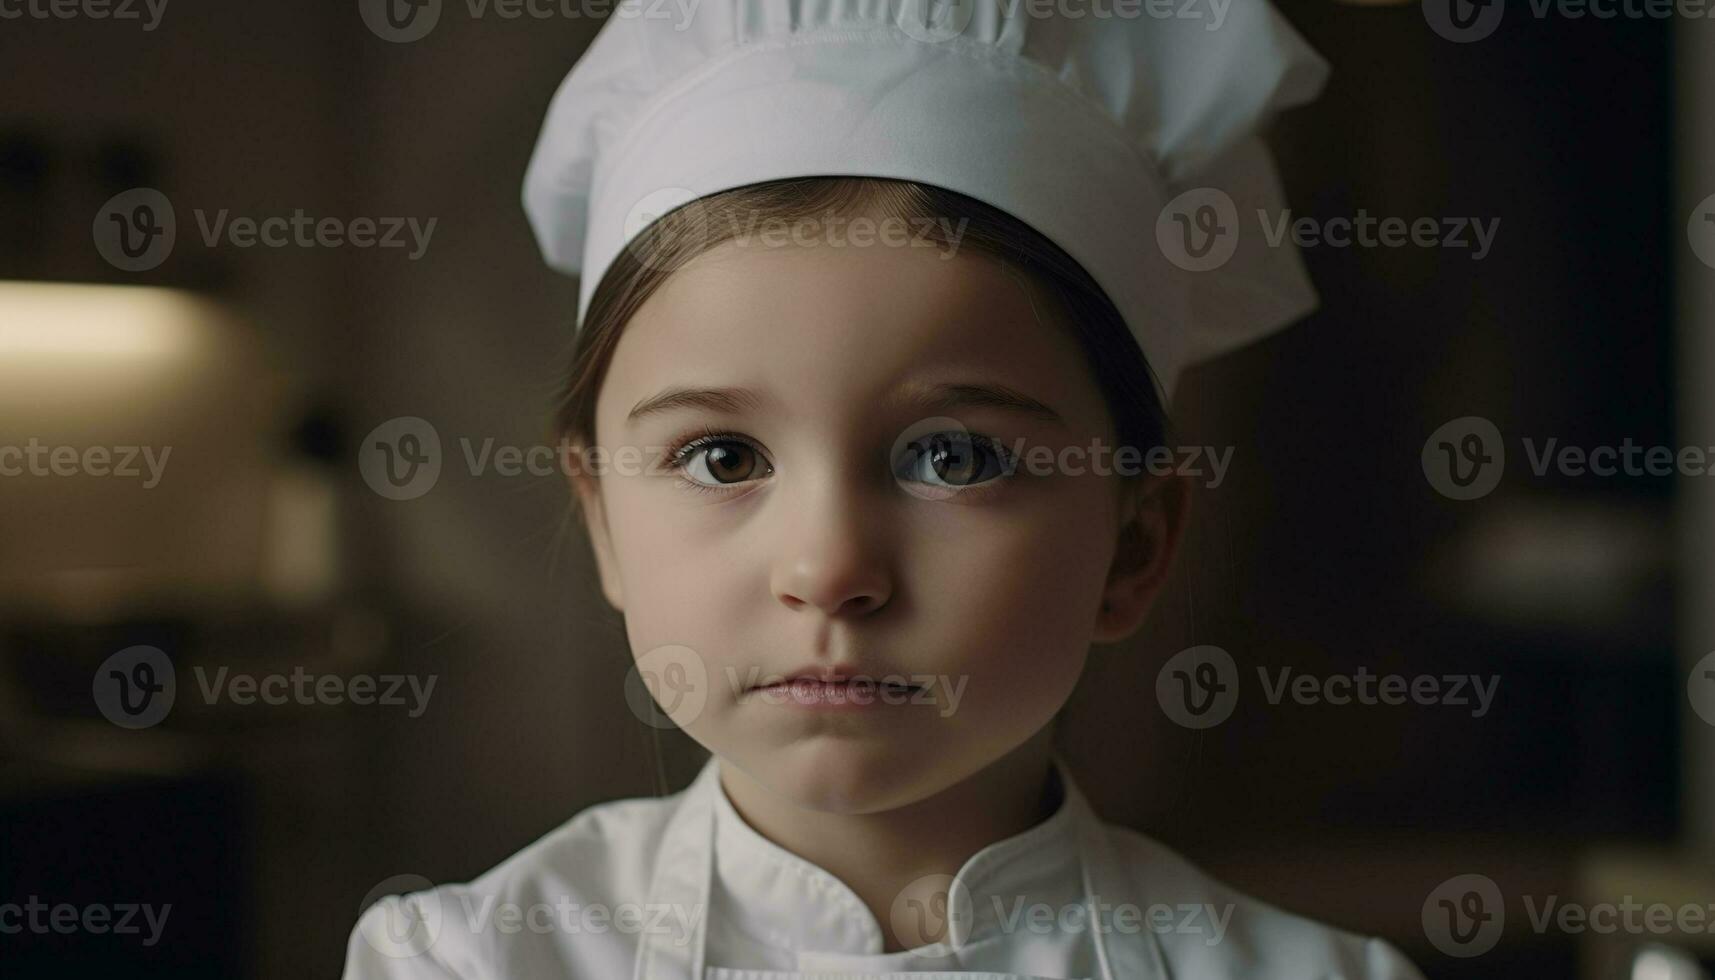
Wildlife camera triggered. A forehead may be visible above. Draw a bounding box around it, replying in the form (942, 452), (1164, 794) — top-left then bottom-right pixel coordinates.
(595, 233), (1111, 433)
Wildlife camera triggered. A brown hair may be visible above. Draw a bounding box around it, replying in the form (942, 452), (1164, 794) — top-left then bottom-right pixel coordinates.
(550, 176), (1171, 472)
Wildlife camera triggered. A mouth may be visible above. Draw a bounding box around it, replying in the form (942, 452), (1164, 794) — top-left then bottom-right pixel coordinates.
(744, 674), (927, 709)
(752, 677), (922, 694)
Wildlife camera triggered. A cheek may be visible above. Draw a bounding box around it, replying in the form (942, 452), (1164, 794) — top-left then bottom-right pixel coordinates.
(600, 483), (756, 649)
(600, 485), (760, 741)
(905, 478), (1117, 711)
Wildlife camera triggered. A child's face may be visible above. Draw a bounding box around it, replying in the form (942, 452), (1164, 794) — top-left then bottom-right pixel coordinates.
(578, 220), (1177, 813)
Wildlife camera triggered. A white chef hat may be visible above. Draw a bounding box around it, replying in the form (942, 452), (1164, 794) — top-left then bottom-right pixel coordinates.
(522, 0), (1329, 403)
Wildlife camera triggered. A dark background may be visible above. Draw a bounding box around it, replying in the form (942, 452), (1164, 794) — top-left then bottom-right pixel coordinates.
(1, 2), (1709, 978)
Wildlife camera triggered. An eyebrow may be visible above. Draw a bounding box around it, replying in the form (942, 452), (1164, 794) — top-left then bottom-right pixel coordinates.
(623, 381), (1064, 426)
(626, 385), (765, 424)
(904, 382), (1065, 424)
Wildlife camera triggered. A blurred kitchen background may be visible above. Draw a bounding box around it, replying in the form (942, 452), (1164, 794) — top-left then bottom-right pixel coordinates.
(1, 1), (1711, 977)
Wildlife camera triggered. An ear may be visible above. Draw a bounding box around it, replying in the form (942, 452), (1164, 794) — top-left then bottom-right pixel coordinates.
(565, 443), (625, 612)
(1091, 473), (1191, 643)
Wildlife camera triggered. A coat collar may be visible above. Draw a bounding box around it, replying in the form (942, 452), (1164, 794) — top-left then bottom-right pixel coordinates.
(632, 751), (1163, 980)
(703, 752), (1089, 967)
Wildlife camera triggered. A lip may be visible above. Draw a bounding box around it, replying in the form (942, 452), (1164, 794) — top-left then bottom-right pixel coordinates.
(745, 666), (923, 711)
(746, 665), (921, 692)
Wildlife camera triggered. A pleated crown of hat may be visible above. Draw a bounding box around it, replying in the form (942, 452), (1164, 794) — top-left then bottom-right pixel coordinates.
(523, 0), (1329, 403)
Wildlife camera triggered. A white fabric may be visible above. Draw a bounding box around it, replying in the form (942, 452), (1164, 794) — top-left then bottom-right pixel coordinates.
(340, 753), (1428, 980)
(704, 755), (1096, 976)
(521, 0), (1331, 402)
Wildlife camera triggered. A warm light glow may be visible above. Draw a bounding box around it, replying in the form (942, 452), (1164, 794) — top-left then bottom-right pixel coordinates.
(0, 280), (217, 362)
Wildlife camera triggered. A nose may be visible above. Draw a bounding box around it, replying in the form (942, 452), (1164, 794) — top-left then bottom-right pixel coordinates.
(769, 474), (893, 618)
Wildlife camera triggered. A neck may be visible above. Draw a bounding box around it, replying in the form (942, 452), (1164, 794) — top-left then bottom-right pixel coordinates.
(715, 728), (1063, 952)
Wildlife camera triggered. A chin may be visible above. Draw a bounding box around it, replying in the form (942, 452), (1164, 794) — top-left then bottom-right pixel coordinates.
(745, 735), (941, 814)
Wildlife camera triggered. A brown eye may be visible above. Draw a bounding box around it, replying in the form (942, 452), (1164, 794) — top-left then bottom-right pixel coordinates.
(897, 433), (1009, 488)
(682, 440), (770, 486)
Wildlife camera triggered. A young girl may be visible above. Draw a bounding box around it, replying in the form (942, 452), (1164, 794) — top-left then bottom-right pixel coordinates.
(345, 1), (1426, 977)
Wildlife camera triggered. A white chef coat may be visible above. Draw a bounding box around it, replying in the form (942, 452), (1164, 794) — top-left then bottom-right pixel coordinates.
(701, 755), (1096, 977)
(342, 752), (1427, 980)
